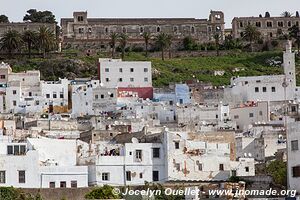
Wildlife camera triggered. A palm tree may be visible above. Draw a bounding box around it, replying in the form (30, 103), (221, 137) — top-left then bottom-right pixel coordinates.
(37, 26), (55, 58)
(166, 34), (173, 59)
(119, 33), (128, 60)
(0, 30), (23, 57)
(155, 33), (169, 60)
(142, 32), (151, 57)
(109, 32), (118, 58)
(214, 33), (221, 56)
(243, 25), (261, 52)
(281, 11), (293, 17)
(22, 30), (37, 58)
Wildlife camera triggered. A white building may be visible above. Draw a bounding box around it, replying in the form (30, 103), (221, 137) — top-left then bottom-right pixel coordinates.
(287, 120), (300, 192)
(99, 59), (153, 99)
(99, 58), (152, 88)
(0, 137), (88, 188)
(71, 80), (117, 117)
(225, 41), (298, 103)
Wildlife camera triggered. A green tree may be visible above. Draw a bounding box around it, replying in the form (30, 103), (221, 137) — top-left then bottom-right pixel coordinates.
(0, 15), (9, 23)
(84, 185), (120, 199)
(23, 9), (56, 23)
(155, 33), (169, 60)
(37, 26), (56, 58)
(289, 25), (300, 55)
(119, 33), (128, 60)
(281, 11), (293, 17)
(266, 160), (287, 186)
(183, 36), (195, 51)
(109, 32), (118, 58)
(22, 30), (37, 58)
(0, 30), (23, 57)
(142, 32), (151, 57)
(243, 25), (261, 52)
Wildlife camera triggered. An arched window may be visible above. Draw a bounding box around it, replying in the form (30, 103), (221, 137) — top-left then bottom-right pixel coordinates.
(157, 26), (161, 32)
(191, 26), (195, 34)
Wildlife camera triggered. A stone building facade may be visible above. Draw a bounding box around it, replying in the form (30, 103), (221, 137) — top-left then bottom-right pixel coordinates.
(232, 15), (300, 40)
(60, 11), (225, 50)
(0, 22), (56, 38)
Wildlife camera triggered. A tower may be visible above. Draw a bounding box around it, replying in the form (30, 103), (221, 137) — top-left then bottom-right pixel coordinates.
(283, 40), (296, 89)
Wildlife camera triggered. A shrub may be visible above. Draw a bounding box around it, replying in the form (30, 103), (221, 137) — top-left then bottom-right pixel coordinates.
(84, 185), (120, 199)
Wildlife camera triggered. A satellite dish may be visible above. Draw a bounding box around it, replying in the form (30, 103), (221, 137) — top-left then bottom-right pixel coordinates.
(132, 137), (139, 143)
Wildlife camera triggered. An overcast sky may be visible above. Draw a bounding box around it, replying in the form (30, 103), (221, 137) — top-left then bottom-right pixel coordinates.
(0, 0), (299, 28)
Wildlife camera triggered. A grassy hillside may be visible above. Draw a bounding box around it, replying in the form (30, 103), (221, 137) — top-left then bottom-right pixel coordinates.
(3, 50), (299, 87)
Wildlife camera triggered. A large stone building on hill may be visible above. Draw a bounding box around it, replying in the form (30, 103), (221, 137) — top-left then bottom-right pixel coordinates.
(60, 11), (225, 51)
(232, 13), (300, 40)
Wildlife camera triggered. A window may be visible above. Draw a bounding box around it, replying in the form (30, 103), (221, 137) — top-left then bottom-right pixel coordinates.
(119, 68), (123, 73)
(105, 68), (109, 72)
(139, 173), (143, 178)
(173, 26), (178, 33)
(191, 26), (195, 34)
(263, 87), (267, 92)
(219, 164), (224, 171)
(239, 21), (243, 28)
(293, 166), (300, 177)
(175, 141), (180, 149)
(234, 115), (239, 119)
(130, 78), (134, 82)
(175, 163), (180, 171)
(60, 181), (66, 188)
(198, 162), (203, 171)
(126, 171), (131, 181)
(130, 68), (134, 72)
(7, 146), (13, 155)
(249, 113), (254, 118)
(152, 171), (159, 181)
(20, 145), (26, 155)
(0, 75), (5, 79)
(255, 87), (259, 92)
(119, 78), (123, 82)
(71, 181), (77, 188)
(49, 182), (55, 188)
(77, 16), (84, 22)
(135, 150), (142, 161)
(278, 21), (284, 27)
(46, 94), (50, 98)
(140, 27), (144, 33)
(110, 93), (114, 98)
(79, 28), (84, 34)
(14, 145), (19, 155)
(13, 90), (16, 95)
(144, 68), (148, 72)
(102, 173), (109, 181)
(245, 167), (249, 172)
(95, 95), (99, 99)
(18, 170), (25, 183)
(272, 87), (276, 92)
(88, 28), (92, 33)
(256, 22), (261, 27)
(13, 101), (16, 106)
(60, 93), (64, 98)
(259, 111), (263, 116)
(122, 27), (126, 33)
(153, 148), (160, 158)
(267, 21), (273, 27)
(106, 78), (110, 82)
(0, 171), (5, 183)
(53, 93), (57, 98)
(144, 78), (148, 82)
(28, 92), (32, 96)
(269, 32), (273, 38)
(157, 26), (161, 32)
(291, 140), (299, 151)
(288, 21), (292, 27)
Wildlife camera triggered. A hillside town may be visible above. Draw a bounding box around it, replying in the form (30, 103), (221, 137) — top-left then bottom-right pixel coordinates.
(0, 6), (300, 200)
